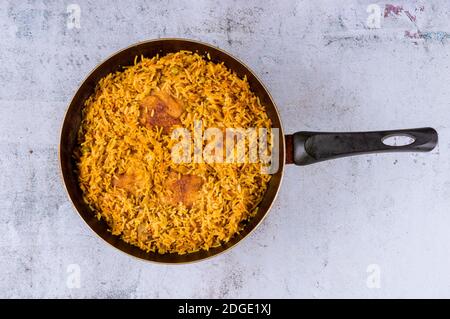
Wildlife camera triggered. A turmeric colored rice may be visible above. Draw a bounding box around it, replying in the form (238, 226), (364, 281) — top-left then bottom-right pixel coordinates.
(76, 51), (272, 254)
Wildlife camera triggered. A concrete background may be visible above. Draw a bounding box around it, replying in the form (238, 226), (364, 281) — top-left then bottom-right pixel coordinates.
(0, 0), (449, 298)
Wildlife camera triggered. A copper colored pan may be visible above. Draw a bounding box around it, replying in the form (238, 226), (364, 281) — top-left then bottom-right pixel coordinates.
(59, 38), (438, 263)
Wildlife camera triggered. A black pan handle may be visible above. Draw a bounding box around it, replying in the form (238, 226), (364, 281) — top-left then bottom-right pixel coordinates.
(292, 127), (438, 166)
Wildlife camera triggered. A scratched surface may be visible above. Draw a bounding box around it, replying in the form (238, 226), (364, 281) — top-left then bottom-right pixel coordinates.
(0, 0), (450, 298)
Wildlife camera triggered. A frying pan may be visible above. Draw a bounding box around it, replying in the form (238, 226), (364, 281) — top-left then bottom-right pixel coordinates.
(59, 38), (438, 263)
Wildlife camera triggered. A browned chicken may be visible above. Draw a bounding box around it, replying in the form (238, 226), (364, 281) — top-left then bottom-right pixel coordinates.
(139, 91), (184, 133)
(162, 171), (203, 208)
(137, 223), (152, 242)
(112, 168), (147, 194)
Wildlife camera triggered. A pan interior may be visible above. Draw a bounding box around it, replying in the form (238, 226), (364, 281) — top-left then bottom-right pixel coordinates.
(60, 39), (285, 263)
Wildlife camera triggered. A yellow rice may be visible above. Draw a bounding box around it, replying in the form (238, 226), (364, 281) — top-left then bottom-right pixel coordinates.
(76, 51), (272, 254)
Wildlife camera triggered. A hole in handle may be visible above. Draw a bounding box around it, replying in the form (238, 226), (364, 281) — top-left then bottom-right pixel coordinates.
(382, 134), (416, 147)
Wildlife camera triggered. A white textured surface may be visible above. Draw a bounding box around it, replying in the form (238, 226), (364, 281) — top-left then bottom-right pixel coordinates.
(0, 0), (449, 298)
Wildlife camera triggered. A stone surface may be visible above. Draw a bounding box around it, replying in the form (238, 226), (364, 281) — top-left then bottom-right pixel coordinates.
(0, 0), (449, 298)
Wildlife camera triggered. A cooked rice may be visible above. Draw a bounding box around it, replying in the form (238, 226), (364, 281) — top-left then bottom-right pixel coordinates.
(76, 51), (272, 254)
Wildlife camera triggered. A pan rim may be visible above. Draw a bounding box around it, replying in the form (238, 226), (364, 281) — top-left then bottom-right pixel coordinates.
(58, 37), (286, 264)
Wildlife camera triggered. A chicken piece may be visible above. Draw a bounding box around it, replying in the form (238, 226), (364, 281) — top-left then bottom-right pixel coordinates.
(112, 168), (146, 194)
(139, 92), (184, 133)
(162, 172), (203, 208)
(137, 223), (152, 242)
(156, 91), (184, 118)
